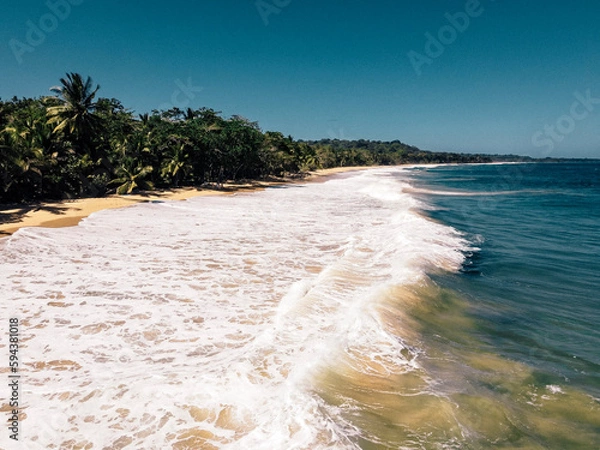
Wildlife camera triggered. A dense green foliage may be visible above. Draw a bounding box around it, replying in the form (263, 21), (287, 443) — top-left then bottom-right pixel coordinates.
(303, 139), (493, 166)
(1, 73), (494, 203)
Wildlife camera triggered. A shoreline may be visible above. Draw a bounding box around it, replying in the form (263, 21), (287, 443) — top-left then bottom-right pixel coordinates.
(0, 166), (372, 236)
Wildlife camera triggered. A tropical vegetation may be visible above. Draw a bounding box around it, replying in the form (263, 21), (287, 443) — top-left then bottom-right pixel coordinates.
(1, 73), (495, 203)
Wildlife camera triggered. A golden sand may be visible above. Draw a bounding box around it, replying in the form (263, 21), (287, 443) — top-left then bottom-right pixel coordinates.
(0, 167), (372, 236)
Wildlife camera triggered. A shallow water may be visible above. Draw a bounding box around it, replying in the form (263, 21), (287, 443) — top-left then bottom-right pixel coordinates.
(0, 164), (598, 449)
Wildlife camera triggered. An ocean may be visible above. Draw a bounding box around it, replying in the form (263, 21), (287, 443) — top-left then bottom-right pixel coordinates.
(0, 162), (598, 449)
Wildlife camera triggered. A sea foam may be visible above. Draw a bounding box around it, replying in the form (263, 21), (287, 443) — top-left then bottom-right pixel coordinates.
(0, 167), (470, 449)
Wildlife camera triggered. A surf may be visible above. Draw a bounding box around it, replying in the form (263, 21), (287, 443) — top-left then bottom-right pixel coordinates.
(0, 168), (474, 448)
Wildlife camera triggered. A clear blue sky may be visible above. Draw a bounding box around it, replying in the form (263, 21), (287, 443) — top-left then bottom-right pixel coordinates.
(1, 0), (599, 157)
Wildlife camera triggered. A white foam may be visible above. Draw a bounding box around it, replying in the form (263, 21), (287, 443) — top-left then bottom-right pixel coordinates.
(0, 167), (471, 449)
(546, 385), (564, 395)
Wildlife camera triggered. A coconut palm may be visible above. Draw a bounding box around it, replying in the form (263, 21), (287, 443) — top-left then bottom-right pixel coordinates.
(46, 73), (102, 157)
(110, 161), (154, 195)
(298, 143), (320, 171)
(161, 140), (193, 187)
(1, 101), (59, 199)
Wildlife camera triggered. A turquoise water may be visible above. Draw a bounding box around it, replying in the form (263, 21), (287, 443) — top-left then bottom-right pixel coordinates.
(399, 162), (600, 447)
(409, 162), (600, 396)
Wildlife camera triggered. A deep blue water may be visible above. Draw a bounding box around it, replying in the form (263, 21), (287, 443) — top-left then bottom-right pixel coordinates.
(408, 162), (600, 398)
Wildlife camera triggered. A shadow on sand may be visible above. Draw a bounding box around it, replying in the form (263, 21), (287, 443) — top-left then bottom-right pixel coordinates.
(0, 203), (71, 235)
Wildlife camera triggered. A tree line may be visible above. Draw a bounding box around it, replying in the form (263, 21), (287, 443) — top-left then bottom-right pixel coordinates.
(1, 73), (493, 203)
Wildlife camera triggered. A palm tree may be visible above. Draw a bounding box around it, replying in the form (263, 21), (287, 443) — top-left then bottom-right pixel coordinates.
(46, 73), (102, 158)
(1, 101), (58, 200)
(298, 143), (320, 171)
(0, 130), (21, 200)
(161, 140), (193, 187)
(110, 161), (154, 195)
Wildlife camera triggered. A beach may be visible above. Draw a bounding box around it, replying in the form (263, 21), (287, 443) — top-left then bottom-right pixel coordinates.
(0, 167), (368, 236)
(2, 165), (452, 449)
(1, 162), (598, 449)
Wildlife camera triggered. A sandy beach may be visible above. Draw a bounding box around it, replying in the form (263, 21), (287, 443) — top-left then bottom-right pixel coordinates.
(0, 166), (370, 236)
